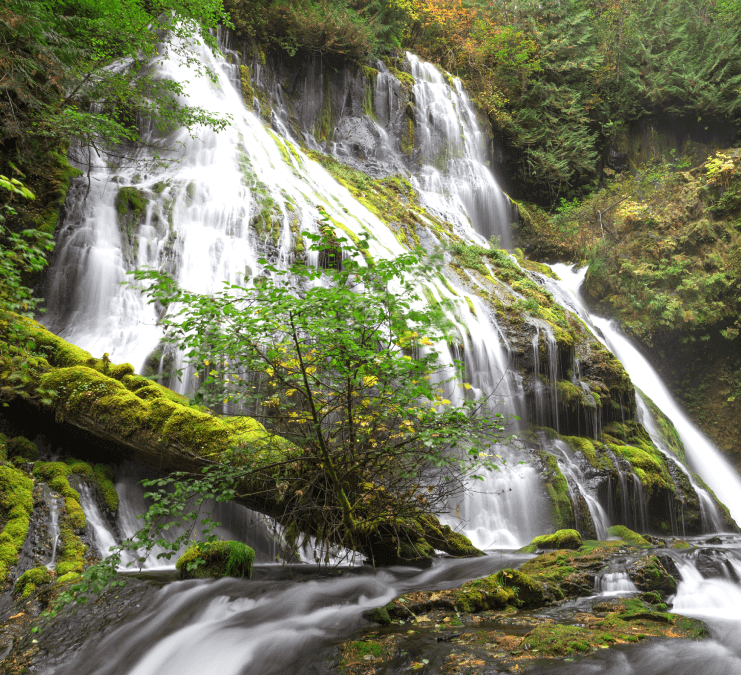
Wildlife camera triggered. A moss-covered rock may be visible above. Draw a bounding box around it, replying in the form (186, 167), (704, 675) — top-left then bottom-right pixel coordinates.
(628, 555), (678, 594)
(93, 463), (119, 512)
(6, 436), (39, 461)
(607, 525), (651, 545)
(530, 529), (583, 550)
(0, 465), (34, 581)
(15, 566), (55, 599)
(176, 541), (255, 580)
(519, 541), (626, 599)
(33, 462), (86, 531)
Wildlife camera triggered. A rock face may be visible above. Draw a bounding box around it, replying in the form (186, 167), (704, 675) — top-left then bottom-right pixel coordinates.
(694, 548), (740, 581)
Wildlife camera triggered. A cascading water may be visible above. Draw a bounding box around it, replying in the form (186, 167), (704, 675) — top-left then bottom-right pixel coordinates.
(405, 54), (512, 248)
(41, 33), (547, 549)
(75, 480), (118, 559)
(546, 263), (741, 527)
(25, 25), (741, 675)
(546, 437), (610, 540)
(110, 463), (285, 567)
(42, 486), (61, 568)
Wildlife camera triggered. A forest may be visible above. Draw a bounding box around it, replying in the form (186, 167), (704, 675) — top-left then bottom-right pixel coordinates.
(1, 0), (741, 673)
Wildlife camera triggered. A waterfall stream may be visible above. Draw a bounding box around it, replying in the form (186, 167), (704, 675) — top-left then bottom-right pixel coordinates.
(548, 264), (741, 526)
(30, 28), (741, 675)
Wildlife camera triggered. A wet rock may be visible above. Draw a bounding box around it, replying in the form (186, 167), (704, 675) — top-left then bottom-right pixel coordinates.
(694, 548), (740, 581)
(628, 556), (677, 594)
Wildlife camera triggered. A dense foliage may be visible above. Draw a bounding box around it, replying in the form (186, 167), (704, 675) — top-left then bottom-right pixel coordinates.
(404, 0), (741, 203)
(132, 231), (508, 557)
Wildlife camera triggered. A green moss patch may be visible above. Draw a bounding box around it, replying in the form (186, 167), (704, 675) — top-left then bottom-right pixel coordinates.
(0, 465), (34, 581)
(6, 437), (39, 461)
(33, 462), (86, 531)
(15, 566), (55, 599)
(530, 529), (583, 550)
(93, 463), (119, 512)
(607, 525), (650, 545)
(176, 541), (255, 579)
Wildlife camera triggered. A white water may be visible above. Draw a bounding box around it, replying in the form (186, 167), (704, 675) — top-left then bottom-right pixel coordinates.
(406, 54), (512, 247)
(594, 571), (637, 594)
(548, 264), (741, 526)
(42, 486), (61, 569)
(41, 35), (548, 548)
(77, 481), (119, 558)
(547, 437), (610, 540)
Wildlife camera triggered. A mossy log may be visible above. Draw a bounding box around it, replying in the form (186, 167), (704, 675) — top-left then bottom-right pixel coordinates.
(0, 316), (481, 566)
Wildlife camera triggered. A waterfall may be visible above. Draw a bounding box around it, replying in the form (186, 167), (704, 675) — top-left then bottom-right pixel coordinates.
(41, 34), (550, 549)
(75, 480), (119, 559)
(41, 485), (61, 568)
(405, 54), (512, 247)
(111, 463), (288, 567)
(594, 571), (638, 594)
(546, 263), (741, 526)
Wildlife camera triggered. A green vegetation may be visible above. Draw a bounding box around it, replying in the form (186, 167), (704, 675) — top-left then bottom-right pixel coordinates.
(530, 529), (583, 550)
(0, 464), (34, 581)
(6, 436), (38, 461)
(132, 233), (503, 564)
(176, 541), (255, 579)
(33, 462), (87, 531)
(607, 525), (650, 545)
(406, 0), (741, 205)
(15, 566), (55, 599)
(224, 0), (409, 60)
(93, 464), (119, 513)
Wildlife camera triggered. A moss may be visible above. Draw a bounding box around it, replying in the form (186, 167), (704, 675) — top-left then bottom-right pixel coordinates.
(239, 64), (254, 109)
(531, 529), (583, 550)
(494, 568), (552, 607)
(389, 66), (415, 90)
(176, 541), (255, 579)
(0, 433), (6, 461)
(0, 465), (34, 581)
(453, 574), (516, 612)
(11, 315), (138, 381)
(640, 389), (687, 464)
(533, 448), (574, 530)
(560, 435), (612, 470)
(606, 440), (674, 495)
(15, 566), (55, 599)
(6, 437), (39, 461)
(115, 186), (149, 264)
(55, 571), (82, 585)
(418, 514), (482, 557)
(33, 462), (86, 531)
(93, 464), (119, 512)
(464, 296), (476, 316)
(401, 114), (415, 155)
(35, 362), (283, 463)
(521, 624), (615, 656)
(368, 606), (392, 625)
(66, 458), (93, 478)
(607, 525), (651, 545)
(55, 520), (86, 575)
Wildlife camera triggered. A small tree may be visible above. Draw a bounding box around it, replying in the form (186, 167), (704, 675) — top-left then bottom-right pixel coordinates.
(133, 230), (508, 562)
